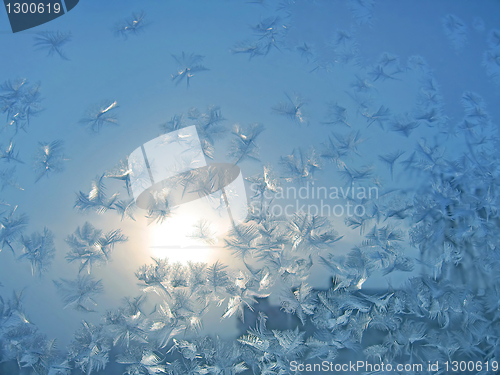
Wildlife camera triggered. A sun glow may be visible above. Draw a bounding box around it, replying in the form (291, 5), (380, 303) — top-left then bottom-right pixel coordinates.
(148, 213), (215, 264)
(147, 189), (239, 265)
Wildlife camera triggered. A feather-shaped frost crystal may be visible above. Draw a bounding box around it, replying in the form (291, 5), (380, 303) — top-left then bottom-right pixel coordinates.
(482, 47), (500, 86)
(146, 189), (173, 225)
(322, 101), (350, 127)
(224, 222), (260, 260)
(135, 258), (171, 297)
(442, 14), (468, 51)
(105, 159), (132, 196)
(272, 92), (308, 125)
(189, 219), (218, 245)
(0, 78), (43, 133)
(390, 114), (419, 137)
(65, 221), (128, 274)
(333, 29), (354, 47)
(171, 52), (209, 88)
(0, 140), (23, 163)
(33, 140), (67, 182)
(0, 206), (28, 254)
(228, 123), (264, 164)
(362, 105), (392, 129)
(54, 274), (104, 312)
(33, 31), (72, 60)
(296, 42), (314, 62)
(231, 41), (265, 60)
(348, 0), (375, 26)
(19, 227), (55, 277)
(246, 164), (281, 198)
(116, 349), (166, 374)
(68, 321), (110, 373)
(379, 150), (405, 180)
(79, 100), (119, 133)
(349, 74), (375, 93)
(0, 166), (23, 191)
(113, 198), (136, 221)
(287, 213), (343, 252)
(320, 136), (348, 169)
(251, 16), (287, 55)
(74, 174), (119, 214)
(206, 260), (230, 295)
(280, 283), (316, 325)
(114, 11), (148, 39)
(368, 65), (401, 82)
(333, 130), (365, 157)
(279, 148), (321, 183)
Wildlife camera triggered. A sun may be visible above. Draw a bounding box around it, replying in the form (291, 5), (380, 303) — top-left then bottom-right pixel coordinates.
(146, 189), (239, 265)
(148, 215), (210, 264)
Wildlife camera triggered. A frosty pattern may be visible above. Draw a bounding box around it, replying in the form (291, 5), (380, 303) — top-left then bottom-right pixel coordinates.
(1, 1), (500, 375)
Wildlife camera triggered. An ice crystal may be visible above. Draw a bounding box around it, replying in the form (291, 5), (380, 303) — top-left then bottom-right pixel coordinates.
(378, 150), (404, 180)
(0, 206), (28, 255)
(251, 16), (287, 55)
(0, 140), (23, 163)
(296, 42), (314, 62)
(114, 11), (148, 39)
(280, 283), (315, 325)
(246, 164), (281, 198)
(65, 221), (128, 274)
(53, 274), (104, 312)
(442, 14), (468, 51)
(188, 219), (218, 245)
(279, 148), (321, 183)
(368, 64), (401, 82)
(0, 166), (23, 191)
(231, 41), (265, 60)
(348, 0), (376, 26)
(472, 17), (485, 33)
(74, 174), (119, 214)
(3, 3), (500, 374)
(322, 101), (350, 127)
(332, 130), (365, 157)
(116, 349), (166, 375)
(287, 213), (342, 253)
(228, 123), (264, 165)
(333, 29), (354, 47)
(0, 79), (43, 134)
(222, 276), (270, 322)
(79, 100), (119, 133)
(68, 321), (110, 373)
(225, 222), (260, 260)
(113, 198), (137, 221)
(272, 92), (308, 125)
(160, 106), (226, 159)
(33, 140), (67, 182)
(105, 159), (132, 196)
(146, 189), (173, 225)
(19, 227), (55, 277)
(362, 105), (391, 129)
(33, 31), (72, 60)
(482, 46), (500, 86)
(320, 135), (348, 169)
(390, 114), (419, 137)
(171, 52), (209, 88)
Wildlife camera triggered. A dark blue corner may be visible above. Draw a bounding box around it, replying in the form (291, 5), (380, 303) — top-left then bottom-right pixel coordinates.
(4, 0), (79, 33)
